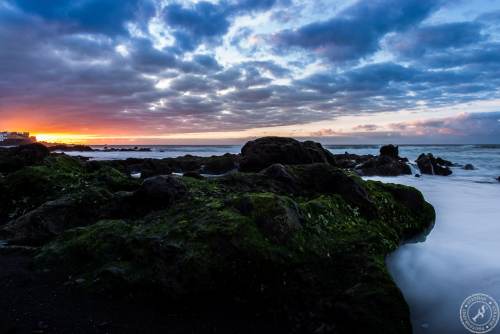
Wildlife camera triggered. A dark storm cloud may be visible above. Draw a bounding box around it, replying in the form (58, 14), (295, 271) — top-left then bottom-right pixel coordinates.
(273, 0), (441, 63)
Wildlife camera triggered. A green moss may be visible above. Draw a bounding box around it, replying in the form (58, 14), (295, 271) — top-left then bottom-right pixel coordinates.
(88, 166), (139, 191)
(37, 220), (134, 269)
(33, 162), (435, 333)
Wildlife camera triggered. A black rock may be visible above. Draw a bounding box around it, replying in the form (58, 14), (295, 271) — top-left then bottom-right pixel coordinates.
(379, 145), (399, 159)
(200, 153), (238, 174)
(435, 157), (453, 167)
(0, 189), (112, 246)
(133, 175), (187, 210)
(415, 174), (421, 178)
(463, 164), (475, 170)
(416, 153), (452, 176)
(355, 155), (411, 176)
(261, 163), (297, 184)
(48, 144), (94, 152)
(293, 163), (376, 218)
(0, 143), (50, 173)
(331, 153), (373, 169)
(497, 176), (500, 182)
(239, 137), (334, 172)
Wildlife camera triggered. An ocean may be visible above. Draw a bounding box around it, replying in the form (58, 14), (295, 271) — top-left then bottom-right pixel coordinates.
(61, 144), (500, 334)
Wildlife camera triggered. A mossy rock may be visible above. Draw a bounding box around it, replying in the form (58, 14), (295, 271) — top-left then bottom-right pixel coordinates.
(36, 163), (435, 334)
(1, 187), (114, 245)
(89, 166), (140, 192)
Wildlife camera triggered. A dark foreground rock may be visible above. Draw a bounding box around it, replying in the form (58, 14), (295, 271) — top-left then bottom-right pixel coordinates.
(416, 153), (453, 176)
(0, 138), (436, 334)
(0, 143), (50, 173)
(239, 137), (334, 172)
(497, 176), (500, 182)
(132, 175), (187, 210)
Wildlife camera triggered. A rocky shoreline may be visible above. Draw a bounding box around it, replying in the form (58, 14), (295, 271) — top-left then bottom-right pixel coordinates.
(0, 138), (438, 333)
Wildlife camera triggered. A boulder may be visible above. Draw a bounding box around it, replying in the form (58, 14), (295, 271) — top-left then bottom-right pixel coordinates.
(379, 145), (399, 159)
(261, 163), (297, 184)
(416, 154), (452, 176)
(163, 155), (204, 173)
(0, 189), (111, 245)
(291, 163), (376, 217)
(331, 153), (373, 169)
(133, 175), (187, 210)
(436, 157), (453, 167)
(0, 143), (50, 173)
(463, 164), (475, 170)
(355, 155), (411, 176)
(239, 137), (334, 172)
(232, 193), (303, 243)
(497, 176), (500, 182)
(201, 153), (238, 174)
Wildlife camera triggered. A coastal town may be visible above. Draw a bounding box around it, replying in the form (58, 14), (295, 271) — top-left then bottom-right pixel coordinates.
(0, 131), (36, 146)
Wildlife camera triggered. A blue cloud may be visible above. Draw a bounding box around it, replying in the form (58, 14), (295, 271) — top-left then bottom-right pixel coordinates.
(421, 42), (500, 68)
(388, 22), (485, 57)
(7, 0), (155, 35)
(274, 0), (441, 63)
(163, 0), (284, 53)
(164, 2), (229, 39)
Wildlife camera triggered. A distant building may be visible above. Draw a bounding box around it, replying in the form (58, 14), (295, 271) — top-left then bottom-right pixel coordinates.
(0, 131), (36, 146)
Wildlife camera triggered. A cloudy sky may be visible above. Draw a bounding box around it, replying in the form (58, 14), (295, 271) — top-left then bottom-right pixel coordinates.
(1, 0), (500, 144)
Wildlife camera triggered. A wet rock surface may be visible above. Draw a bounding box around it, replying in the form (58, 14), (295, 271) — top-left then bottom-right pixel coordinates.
(416, 153), (453, 176)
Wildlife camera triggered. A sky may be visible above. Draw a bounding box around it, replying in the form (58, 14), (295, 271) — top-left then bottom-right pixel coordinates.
(0, 0), (500, 144)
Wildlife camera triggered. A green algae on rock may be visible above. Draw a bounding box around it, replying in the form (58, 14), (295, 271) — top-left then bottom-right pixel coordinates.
(35, 161), (435, 334)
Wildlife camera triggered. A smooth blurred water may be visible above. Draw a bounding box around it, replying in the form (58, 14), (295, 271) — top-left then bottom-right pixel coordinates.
(355, 145), (500, 334)
(61, 144), (500, 333)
